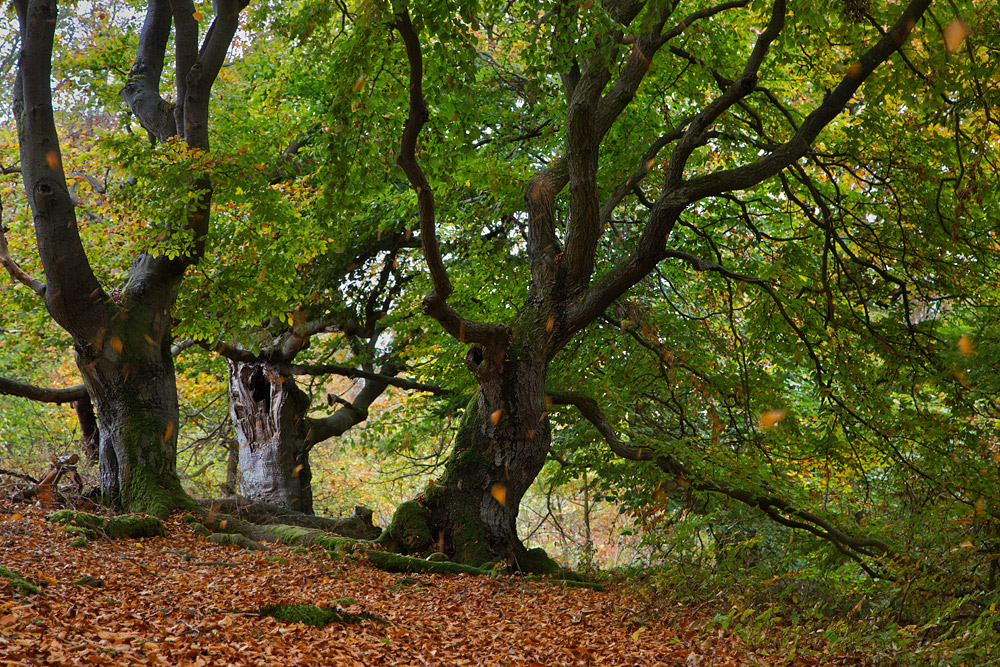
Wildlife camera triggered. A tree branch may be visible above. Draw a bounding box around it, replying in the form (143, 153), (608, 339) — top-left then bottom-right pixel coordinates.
(120, 0), (177, 142)
(13, 0), (108, 342)
(278, 362), (451, 397)
(304, 364), (397, 447)
(392, 8), (507, 347)
(549, 389), (891, 576)
(0, 375), (88, 403)
(0, 204), (46, 297)
(562, 0), (930, 345)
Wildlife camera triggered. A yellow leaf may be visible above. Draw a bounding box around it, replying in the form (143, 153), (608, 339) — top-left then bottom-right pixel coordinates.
(631, 626), (647, 641)
(352, 75), (367, 92)
(292, 464), (304, 477)
(759, 410), (786, 429)
(944, 18), (970, 54)
(12, 513), (21, 521)
(975, 497), (987, 515)
(490, 484), (507, 506)
(958, 334), (975, 357)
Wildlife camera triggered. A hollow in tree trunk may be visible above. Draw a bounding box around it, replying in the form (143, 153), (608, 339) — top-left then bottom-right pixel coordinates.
(227, 360), (314, 513)
(386, 320), (551, 567)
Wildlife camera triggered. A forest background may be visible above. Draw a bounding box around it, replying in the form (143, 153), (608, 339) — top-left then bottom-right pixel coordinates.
(1, 0), (999, 664)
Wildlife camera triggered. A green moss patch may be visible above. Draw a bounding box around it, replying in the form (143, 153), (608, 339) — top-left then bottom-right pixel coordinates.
(48, 510), (165, 541)
(0, 566), (41, 595)
(367, 550), (489, 576)
(258, 603), (386, 628)
(207, 533), (267, 550)
(376, 500), (433, 553)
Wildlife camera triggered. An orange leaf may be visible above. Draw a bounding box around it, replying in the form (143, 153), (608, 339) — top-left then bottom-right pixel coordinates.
(944, 18), (970, 54)
(109, 335), (123, 354)
(759, 410), (786, 429)
(490, 483), (507, 506)
(958, 334), (975, 357)
(46, 151), (60, 169)
(490, 409), (502, 425)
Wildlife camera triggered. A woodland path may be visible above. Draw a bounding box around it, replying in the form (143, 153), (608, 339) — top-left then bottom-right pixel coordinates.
(1, 501), (833, 666)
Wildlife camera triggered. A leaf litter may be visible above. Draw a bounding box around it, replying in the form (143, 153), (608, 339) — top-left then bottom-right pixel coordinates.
(0, 500), (817, 666)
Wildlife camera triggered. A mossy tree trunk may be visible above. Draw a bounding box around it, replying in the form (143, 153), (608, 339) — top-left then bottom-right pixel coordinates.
(76, 290), (195, 518)
(417, 320), (552, 567)
(12, 0), (247, 517)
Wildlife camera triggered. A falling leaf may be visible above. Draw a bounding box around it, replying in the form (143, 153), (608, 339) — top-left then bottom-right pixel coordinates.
(46, 151), (60, 169)
(490, 409), (502, 425)
(193, 10), (203, 20)
(144, 334), (156, 346)
(546, 315), (555, 332)
(544, 395), (553, 408)
(759, 410), (786, 428)
(957, 334), (975, 357)
(292, 464), (304, 477)
(975, 497), (986, 515)
(490, 483), (507, 506)
(163, 421), (175, 441)
(944, 18), (970, 54)
(846, 61), (863, 78)
(109, 335), (123, 354)
(352, 75), (367, 92)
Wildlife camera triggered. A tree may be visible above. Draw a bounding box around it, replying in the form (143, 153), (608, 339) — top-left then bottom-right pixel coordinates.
(9, 0), (248, 516)
(381, 0), (947, 567)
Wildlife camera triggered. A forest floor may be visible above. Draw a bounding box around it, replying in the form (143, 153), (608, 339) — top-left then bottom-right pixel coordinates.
(0, 500), (855, 667)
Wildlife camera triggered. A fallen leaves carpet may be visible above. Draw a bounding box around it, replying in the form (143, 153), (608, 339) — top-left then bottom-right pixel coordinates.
(0, 502), (759, 666)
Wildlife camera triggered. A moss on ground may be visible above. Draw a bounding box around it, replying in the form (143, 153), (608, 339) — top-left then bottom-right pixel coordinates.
(376, 500), (433, 553)
(0, 565), (41, 595)
(366, 550), (490, 576)
(48, 511), (165, 541)
(207, 533), (267, 550)
(258, 603), (386, 628)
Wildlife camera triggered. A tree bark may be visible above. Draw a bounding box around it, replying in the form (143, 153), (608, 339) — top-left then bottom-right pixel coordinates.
(404, 316), (551, 567)
(73, 305), (194, 517)
(227, 360), (315, 513)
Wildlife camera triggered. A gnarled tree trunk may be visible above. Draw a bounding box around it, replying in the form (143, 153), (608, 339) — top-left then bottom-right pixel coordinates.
(391, 318), (551, 566)
(228, 360), (314, 513)
(227, 358), (393, 514)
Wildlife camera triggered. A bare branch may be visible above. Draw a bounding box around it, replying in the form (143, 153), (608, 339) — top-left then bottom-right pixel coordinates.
(0, 204), (46, 297)
(0, 375), (88, 403)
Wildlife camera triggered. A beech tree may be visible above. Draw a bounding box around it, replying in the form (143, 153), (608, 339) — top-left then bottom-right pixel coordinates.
(8, 0), (249, 516)
(378, 0), (950, 567)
